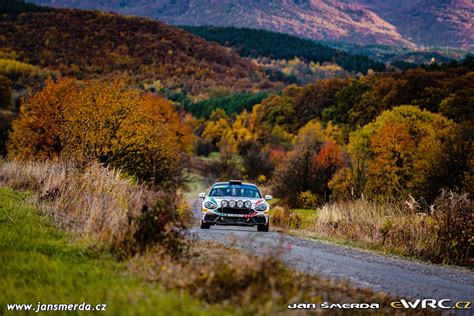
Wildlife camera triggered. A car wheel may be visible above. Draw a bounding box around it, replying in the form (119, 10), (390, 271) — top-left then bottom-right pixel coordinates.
(257, 223), (269, 232)
(200, 221), (211, 229)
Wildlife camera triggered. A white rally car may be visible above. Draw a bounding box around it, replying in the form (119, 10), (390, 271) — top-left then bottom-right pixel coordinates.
(199, 180), (272, 232)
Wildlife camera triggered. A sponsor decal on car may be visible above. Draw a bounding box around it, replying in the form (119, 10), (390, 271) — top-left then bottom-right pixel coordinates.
(243, 211), (259, 218)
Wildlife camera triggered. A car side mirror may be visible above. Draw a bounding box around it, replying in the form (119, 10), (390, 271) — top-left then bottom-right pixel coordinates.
(199, 192), (206, 199)
(265, 195), (272, 201)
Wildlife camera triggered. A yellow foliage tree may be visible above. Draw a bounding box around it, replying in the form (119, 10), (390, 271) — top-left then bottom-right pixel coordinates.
(341, 105), (456, 198)
(202, 109), (230, 146)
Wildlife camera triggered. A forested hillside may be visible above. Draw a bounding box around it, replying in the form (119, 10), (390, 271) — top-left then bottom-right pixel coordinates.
(182, 26), (385, 74)
(0, 5), (271, 94)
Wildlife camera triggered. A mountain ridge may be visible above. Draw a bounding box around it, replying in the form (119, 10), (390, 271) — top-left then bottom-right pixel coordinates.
(28, 0), (474, 50)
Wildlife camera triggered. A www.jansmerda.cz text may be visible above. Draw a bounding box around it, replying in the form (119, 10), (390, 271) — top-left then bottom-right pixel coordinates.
(6, 302), (107, 313)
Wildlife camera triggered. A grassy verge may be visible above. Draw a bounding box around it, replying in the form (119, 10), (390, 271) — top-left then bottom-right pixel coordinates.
(0, 187), (230, 315)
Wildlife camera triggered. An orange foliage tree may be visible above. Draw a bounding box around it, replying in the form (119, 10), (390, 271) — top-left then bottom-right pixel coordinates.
(7, 78), (76, 159)
(8, 78), (191, 185)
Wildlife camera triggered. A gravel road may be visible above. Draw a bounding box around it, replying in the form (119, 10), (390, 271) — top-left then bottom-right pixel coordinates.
(190, 218), (474, 303)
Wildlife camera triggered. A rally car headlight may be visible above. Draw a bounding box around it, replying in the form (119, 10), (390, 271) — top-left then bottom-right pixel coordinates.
(204, 201), (217, 209)
(221, 200), (229, 208)
(229, 200), (236, 208)
(244, 200), (252, 208)
(236, 200), (244, 208)
(256, 204), (268, 211)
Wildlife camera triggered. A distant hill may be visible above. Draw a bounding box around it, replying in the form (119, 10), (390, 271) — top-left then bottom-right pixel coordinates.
(29, 0), (474, 50)
(324, 43), (470, 63)
(181, 26), (385, 74)
(0, 4), (271, 94)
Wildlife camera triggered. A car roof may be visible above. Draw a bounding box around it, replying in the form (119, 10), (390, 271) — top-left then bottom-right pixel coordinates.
(212, 182), (257, 187)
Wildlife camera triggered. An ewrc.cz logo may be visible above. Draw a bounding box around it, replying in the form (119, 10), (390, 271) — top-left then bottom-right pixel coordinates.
(391, 299), (471, 310)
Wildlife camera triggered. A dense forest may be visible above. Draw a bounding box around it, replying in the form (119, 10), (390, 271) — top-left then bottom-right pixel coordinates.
(193, 58), (473, 205)
(326, 42), (469, 64)
(181, 26), (386, 74)
(0, 0), (51, 13)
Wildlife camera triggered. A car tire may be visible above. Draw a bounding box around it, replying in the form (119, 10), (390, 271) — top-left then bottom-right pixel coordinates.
(257, 223), (269, 232)
(200, 221), (211, 229)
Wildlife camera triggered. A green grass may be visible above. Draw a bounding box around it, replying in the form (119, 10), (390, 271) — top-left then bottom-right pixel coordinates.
(0, 186), (230, 315)
(183, 171), (208, 201)
(288, 208), (318, 229)
(290, 208), (318, 220)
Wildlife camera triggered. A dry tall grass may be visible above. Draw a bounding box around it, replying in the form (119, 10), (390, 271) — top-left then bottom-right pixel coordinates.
(303, 194), (472, 266)
(0, 159), (188, 255)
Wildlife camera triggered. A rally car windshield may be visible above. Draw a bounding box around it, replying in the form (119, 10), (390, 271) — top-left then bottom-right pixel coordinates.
(209, 184), (261, 198)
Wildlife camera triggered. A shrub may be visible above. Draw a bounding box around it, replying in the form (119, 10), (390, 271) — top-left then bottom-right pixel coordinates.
(432, 190), (473, 265)
(238, 140), (274, 180)
(194, 138), (214, 156)
(297, 191), (319, 209)
(271, 206), (301, 229)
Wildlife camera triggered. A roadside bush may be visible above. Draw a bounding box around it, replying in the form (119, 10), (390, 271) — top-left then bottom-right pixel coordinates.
(432, 190), (473, 265)
(271, 206), (301, 229)
(194, 138), (214, 156)
(297, 191), (319, 209)
(0, 160), (189, 257)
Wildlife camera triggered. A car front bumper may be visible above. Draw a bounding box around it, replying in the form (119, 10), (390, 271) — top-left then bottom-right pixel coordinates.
(203, 211), (268, 226)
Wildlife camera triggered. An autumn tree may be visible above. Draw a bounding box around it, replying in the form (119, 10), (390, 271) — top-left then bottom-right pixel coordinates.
(294, 78), (348, 127)
(8, 78), (191, 185)
(340, 105), (457, 199)
(238, 140), (274, 180)
(8, 78), (76, 159)
(426, 123), (473, 198)
(202, 109), (230, 146)
(273, 120), (343, 206)
(0, 111), (15, 156)
(312, 141), (345, 201)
